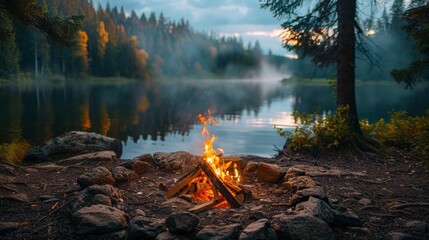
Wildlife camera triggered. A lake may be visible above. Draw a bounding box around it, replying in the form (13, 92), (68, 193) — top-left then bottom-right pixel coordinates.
(0, 78), (428, 158)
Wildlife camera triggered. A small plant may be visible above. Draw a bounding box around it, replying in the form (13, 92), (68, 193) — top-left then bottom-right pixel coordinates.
(361, 110), (429, 163)
(276, 105), (354, 155)
(0, 137), (32, 164)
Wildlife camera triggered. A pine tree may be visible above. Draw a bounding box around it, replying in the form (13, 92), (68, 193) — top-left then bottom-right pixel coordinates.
(96, 21), (109, 59)
(390, 0), (405, 32)
(260, 0), (381, 151)
(0, 32), (20, 78)
(74, 30), (89, 77)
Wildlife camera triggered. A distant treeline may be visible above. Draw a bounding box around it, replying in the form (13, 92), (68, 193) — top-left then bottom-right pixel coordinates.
(0, 0), (264, 80)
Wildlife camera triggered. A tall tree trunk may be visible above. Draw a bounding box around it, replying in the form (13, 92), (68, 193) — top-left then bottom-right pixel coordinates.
(336, 0), (362, 135)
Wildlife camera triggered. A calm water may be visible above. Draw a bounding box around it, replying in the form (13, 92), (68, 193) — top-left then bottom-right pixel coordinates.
(0, 79), (428, 158)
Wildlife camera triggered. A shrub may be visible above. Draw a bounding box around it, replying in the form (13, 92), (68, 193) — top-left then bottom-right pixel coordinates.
(277, 107), (429, 164)
(361, 110), (429, 162)
(0, 137), (32, 163)
(276, 105), (354, 154)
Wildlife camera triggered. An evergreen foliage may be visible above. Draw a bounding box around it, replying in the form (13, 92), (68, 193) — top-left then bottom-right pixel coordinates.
(391, 3), (429, 88)
(0, 0), (263, 79)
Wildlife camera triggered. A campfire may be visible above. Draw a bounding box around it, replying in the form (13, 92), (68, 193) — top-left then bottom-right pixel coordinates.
(165, 111), (250, 213)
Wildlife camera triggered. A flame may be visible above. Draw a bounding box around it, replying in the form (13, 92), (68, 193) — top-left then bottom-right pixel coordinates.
(189, 110), (241, 204)
(198, 111), (240, 184)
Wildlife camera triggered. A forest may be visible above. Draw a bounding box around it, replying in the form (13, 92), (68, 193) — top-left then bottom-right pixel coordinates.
(1, 0), (427, 84)
(0, 0), (264, 80)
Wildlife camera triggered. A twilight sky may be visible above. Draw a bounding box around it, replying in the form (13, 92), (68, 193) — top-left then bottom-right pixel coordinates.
(98, 0), (398, 56)
(99, 0), (286, 55)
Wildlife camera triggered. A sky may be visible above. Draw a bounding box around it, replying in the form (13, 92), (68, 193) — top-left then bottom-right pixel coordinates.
(98, 0), (401, 56)
(98, 0), (286, 55)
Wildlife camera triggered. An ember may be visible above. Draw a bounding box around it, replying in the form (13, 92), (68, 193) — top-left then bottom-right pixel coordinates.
(165, 110), (249, 213)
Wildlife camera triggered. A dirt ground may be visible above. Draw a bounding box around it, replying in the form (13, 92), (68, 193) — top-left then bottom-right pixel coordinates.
(0, 151), (428, 240)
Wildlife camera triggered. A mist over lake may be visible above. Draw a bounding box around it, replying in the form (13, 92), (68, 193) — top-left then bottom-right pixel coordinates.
(1, 79), (427, 158)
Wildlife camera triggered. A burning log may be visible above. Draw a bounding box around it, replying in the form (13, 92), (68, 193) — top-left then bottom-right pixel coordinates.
(199, 160), (241, 208)
(165, 167), (202, 198)
(164, 110), (250, 212)
(165, 160), (246, 212)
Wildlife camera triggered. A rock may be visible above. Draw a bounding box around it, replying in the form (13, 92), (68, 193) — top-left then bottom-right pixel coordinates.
(23, 131), (122, 163)
(77, 166), (115, 189)
(273, 215), (335, 240)
(195, 224), (241, 240)
(291, 186), (328, 205)
(72, 204), (128, 235)
(153, 152), (200, 172)
(283, 176), (318, 192)
(133, 153), (155, 163)
(358, 198), (372, 206)
(112, 166), (139, 183)
(244, 161), (258, 172)
(239, 218), (277, 240)
(388, 231), (419, 240)
(126, 160), (150, 174)
(162, 197), (194, 210)
(0, 222), (20, 234)
(155, 232), (191, 240)
(58, 151), (117, 164)
(405, 220), (429, 234)
(91, 194), (112, 206)
(109, 230), (128, 240)
(333, 210), (362, 227)
(71, 184), (122, 212)
(243, 161), (259, 177)
(135, 209), (146, 217)
(295, 197), (335, 224)
(165, 211), (200, 234)
(284, 167), (305, 181)
(85, 184), (123, 202)
(128, 216), (164, 240)
(256, 163), (286, 183)
(0, 193), (29, 203)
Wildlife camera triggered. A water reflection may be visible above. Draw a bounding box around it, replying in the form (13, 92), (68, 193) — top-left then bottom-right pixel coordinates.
(0, 80), (427, 158)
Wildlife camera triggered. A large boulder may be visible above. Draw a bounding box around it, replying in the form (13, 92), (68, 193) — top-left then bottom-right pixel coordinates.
(72, 204), (128, 235)
(23, 131), (122, 163)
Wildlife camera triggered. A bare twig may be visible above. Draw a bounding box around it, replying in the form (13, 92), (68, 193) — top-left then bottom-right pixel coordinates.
(34, 201), (70, 226)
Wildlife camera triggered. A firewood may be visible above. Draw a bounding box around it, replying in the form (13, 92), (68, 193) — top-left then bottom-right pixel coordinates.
(189, 199), (220, 213)
(235, 193), (245, 205)
(165, 167), (202, 198)
(224, 181), (241, 193)
(199, 161), (241, 208)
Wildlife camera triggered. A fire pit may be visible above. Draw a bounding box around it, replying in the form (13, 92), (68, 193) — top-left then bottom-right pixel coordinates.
(165, 111), (250, 213)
